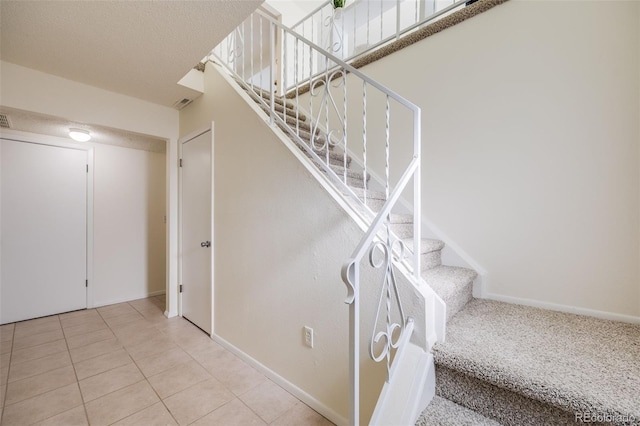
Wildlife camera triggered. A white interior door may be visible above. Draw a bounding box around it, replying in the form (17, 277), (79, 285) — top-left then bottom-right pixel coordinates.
(180, 129), (213, 334)
(1, 139), (88, 324)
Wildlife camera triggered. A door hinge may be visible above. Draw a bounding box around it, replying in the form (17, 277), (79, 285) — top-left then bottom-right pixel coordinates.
(86, 164), (89, 173)
(179, 285), (183, 293)
(85, 279), (88, 287)
(179, 159), (183, 167)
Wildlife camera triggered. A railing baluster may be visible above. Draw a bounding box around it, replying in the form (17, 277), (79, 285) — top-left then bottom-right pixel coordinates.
(385, 95), (390, 200)
(343, 70), (347, 184)
(260, 17), (263, 90)
(251, 16), (254, 92)
(295, 38), (299, 136)
(283, 33), (287, 124)
(324, 55), (329, 166)
(269, 21), (275, 125)
(363, 81), (367, 207)
(396, 0), (401, 40)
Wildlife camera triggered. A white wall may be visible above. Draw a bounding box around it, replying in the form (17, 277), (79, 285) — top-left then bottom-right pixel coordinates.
(93, 143), (166, 306)
(180, 63), (424, 424)
(1, 61), (176, 309)
(347, 0), (640, 317)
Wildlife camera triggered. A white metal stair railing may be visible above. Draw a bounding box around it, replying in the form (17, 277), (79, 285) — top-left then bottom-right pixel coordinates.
(290, 0), (469, 83)
(210, 10), (422, 425)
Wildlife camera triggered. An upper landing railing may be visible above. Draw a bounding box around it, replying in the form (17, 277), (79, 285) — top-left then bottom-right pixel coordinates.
(211, 9), (422, 425)
(290, 0), (468, 82)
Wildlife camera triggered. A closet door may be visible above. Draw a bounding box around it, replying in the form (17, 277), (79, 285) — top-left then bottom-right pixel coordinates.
(1, 139), (87, 324)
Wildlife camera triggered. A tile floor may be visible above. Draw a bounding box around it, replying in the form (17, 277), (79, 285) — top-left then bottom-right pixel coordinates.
(0, 295), (334, 425)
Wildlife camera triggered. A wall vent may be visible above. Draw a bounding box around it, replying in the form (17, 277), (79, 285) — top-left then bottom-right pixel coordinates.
(172, 98), (193, 110)
(0, 114), (11, 129)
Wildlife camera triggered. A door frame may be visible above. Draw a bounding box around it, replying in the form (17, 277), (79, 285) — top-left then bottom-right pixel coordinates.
(0, 129), (95, 309)
(178, 123), (215, 335)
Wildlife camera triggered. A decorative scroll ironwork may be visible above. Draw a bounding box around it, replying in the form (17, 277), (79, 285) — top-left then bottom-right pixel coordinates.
(369, 233), (408, 379)
(323, 8), (344, 54)
(309, 69), (346, 154)
(227, 27), (244, 65)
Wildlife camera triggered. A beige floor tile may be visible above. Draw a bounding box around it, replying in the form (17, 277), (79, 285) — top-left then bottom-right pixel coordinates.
(112, 323), (159, 347)
(1, 382), (82, 425)
(33, 405), (88, 426)
(11, 339), (68, 365)
(97, 303), (137, 320)
(238, 380), (298, 423)
(126, 335), (177, 361)
(59, 309), (101, 328)
(112, 401), (178, 426)
(8, 350), (71, 383)
(69, 338), (123, 364)
(205, 353), (267, 396)
(84, 380), (159, 426)
(0, 323), (15, 333)
(191, 398), (267, 426)
(79, 363), (144, 402)
(104, 311), (146, 329)
(0, 339), (12, 355)
(270, 402), (335, 426)
(128, 297), (160, 311)
(1, 366), (8, 385)
(14, 316), (61, 339)
(148, 360), (211, 399)
(12, 328), (64, 351)
(62, 318), (108, 338)
(136, 346), (192, 377)
(1, 380), (6, 408)
(5, 365), (77, 405)
(74, 348), (132, 380)
(0, 327), (14, 343)
(184, 339), (225, 362)
(166, 327), (213, 353)
(0, 352), (9, 369)
(192, 345), (236, 372)
(66, 328), (115, 349)
(163, 378), (234, 426)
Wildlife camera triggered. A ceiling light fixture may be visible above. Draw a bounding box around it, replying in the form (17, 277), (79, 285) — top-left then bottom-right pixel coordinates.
(69, 128), (91, 142)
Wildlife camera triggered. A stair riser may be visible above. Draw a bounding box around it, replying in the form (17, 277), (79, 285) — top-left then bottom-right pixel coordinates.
(446, 280), (473, 322)
(390, 223), (414, 239)
(421, 251), (442, 271)
(360, 198), (386, 212)
(435, 366), (581, 426)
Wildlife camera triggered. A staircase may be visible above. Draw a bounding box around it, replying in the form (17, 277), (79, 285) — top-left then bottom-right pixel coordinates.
(211, 6), (640, 426)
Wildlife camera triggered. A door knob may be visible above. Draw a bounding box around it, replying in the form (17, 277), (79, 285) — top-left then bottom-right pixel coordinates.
(200, 241), (211, 248)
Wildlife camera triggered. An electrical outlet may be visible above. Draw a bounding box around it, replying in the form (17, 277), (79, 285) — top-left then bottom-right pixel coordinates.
(304, 326), (314, 348)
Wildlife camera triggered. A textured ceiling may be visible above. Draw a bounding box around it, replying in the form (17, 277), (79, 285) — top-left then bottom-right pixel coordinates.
(0, 0), (263, 107)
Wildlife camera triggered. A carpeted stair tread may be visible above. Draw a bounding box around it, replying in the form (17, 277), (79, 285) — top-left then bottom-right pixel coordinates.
(422, 266), (476, 300)
(404, 238), (445, 254)
(416, 396), (501, 426)
(329, 165), (370, 182)
(432, 299), (640, 423)
(390, 214), (413, 224)
(348, 186), (386, 201)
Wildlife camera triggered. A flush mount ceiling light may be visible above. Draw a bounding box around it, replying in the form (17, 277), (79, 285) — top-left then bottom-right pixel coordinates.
(69, 128), (91, 142)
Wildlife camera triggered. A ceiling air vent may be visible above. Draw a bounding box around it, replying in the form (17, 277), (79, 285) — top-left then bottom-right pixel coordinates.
(172, 98), (193, 110)
(0, 114), (11, 129)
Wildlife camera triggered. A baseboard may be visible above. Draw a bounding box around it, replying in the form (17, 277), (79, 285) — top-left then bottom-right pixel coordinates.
(211, 333), (348, 426)
(484, 293), (640, 324)
(92, 290), (165, 309)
